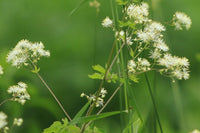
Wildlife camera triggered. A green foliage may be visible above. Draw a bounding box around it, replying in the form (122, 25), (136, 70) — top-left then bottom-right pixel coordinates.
(115, 0), (128, 5)
(196, 53), (200, 62)
(68, 110), (127, 125)
(85, 127), (105, 133)
(31, 66), (40, 73)
(73, 101), (91, 120)
(118, 20), (136, 29)
(88, 64), (118, 83)
(43, 118), (80, 133)
(123, 119), (141, 133)
(43, 118), (104, 133)
(129, 49), (135, 58)
(128, 73), (139, 83)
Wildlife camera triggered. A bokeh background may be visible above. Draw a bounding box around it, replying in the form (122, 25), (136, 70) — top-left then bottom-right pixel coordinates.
(0, 0), (200, 132)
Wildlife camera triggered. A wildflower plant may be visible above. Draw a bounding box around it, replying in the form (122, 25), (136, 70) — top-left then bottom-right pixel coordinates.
(0, 0), (195, 132)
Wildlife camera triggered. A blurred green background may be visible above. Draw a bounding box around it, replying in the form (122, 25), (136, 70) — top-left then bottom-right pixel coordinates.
(0, 0), (200, 132)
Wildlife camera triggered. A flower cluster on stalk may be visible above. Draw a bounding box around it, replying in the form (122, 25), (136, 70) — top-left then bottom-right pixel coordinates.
(7, 39), (50, 69)
(102, 2), (191, 81)
(7, 82), (30, 105)
(81, 88), (107, 107)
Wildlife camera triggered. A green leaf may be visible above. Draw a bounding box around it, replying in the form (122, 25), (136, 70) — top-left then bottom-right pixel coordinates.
(129, 49), (135, 58)
(73, 101), (91, 120)
(68, 110), (127, 125)
(89, 64), (118, 83)
(92, 64), (105, 74)
(31, 66), (40, 73)
(85, 126), (105, 133)
(129, 74), (139, 83)
(116, 0), (128, 5)
(43, 118), (80, 133)
(196, 53), (200, 62)
(123, 119), (141, 133)
(88, 73), (104, 80)
(118, 20), (136, 29)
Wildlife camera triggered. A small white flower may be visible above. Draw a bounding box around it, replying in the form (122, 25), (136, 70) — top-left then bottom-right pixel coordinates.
(139, 58), (150, 66)
(7, 82), (30, 105)
(173, 12), (192, 30)
(0, 112), (7, 129)
(173, 69), (183, 79)
(149, 49), (161, 59)
(127, 2), (149, 24)
(0, 65), (3, 76)
(13, 118), (23, 126)
(80, 93), (85, 97)
(126, 37), (133, 45)
(154, 39), (169, 52)
(179, 57), (189, 67)
(190, 129), (200, 133)
(96, 97), (104, 107)
(127, 60), (136, 73)
(137, 22), (165, 43)
(102, 17), (113, 28)
(7, 39), (50, 68)
(182, 68), (189, 80)
(100, 88), (107, 98)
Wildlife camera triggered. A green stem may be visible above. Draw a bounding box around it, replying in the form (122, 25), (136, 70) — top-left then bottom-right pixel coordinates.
(36, 73), (72, 121)
(0, 98), (13, 106)
(145, 74), (163, 133)
(80, 39), (117, 133)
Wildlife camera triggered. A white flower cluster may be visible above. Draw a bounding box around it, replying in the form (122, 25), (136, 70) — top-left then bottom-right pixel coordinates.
(190, 129), (200, 133)
(127, 2), (150, 24)
(128, 58), (150, 73)
(137, 22), (165, 43)
(123, 2), (191, 81)
(13, 118), (23, 126)
(80, 88), (107, 107)
(173, 12), (192, 30)
(158, 54), (189, 80)
(0, 112), (7, 129)
(102, 17), (113, 28)
(7, 39), (50, 68)
(0, 65), (3, 76)
(7, 82), (30, 105)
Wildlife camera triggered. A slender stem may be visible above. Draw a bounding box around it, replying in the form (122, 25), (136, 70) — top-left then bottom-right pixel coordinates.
(106, 42), (126, 78)
(36, 72), (72, 121)
(145, 74), (163, 133)
(81, 39), (117, 133)
(85, 83), (123, 128)
(0, 98), (13, 106)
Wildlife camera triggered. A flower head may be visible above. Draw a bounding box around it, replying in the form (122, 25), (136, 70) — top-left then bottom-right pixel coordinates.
(173, 12), (192, 30)
(7, 82), (30, 105)
(13, 118), (23, 126)
(7, 39), (50, 68)
(0, 65), (3, 76)
(102, 17), (113, 28)
(127, 2), (150, 24)
(0, 112), (7, 129)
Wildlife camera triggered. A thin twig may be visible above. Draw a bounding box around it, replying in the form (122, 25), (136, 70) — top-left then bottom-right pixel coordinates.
(27, 58), (72, 121)
(106, 42), (126, 79)
(36, 73), (72, 121)
(85, 83), (123, 128)
(0, 98), (13, 106)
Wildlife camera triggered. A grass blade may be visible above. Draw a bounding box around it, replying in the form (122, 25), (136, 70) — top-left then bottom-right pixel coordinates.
(68, 110), (127, 125)
(73, 101), (91, 120)
(69, 0), (90, 17)
(145, 74), (163, 133)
